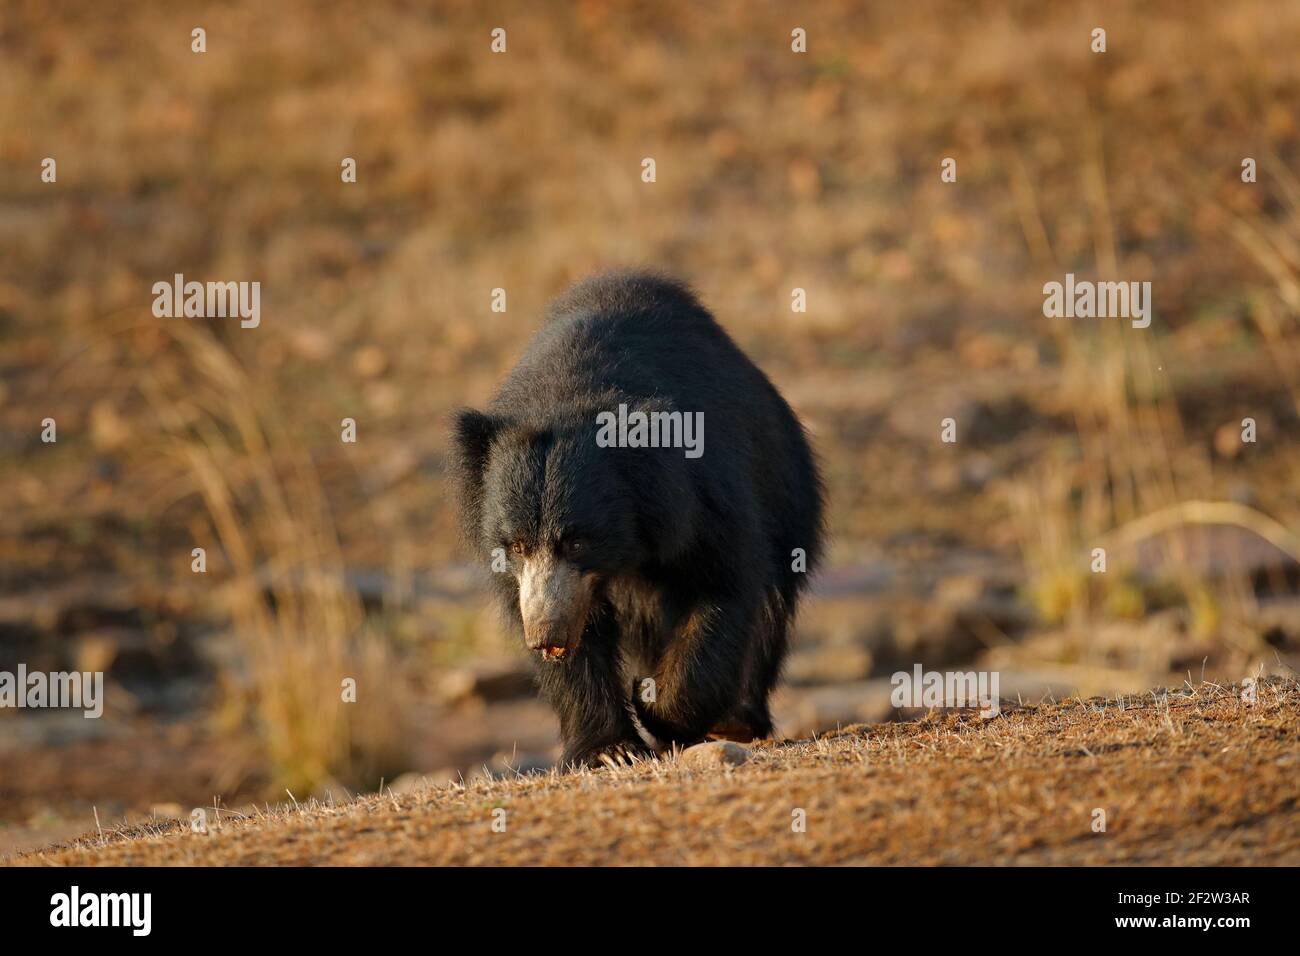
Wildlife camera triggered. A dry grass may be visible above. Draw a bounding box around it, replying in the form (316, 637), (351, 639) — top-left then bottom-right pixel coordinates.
(1005, 114), (1300, 633)
(130, 319), (413, 793)
(14, 677), (1299, 866)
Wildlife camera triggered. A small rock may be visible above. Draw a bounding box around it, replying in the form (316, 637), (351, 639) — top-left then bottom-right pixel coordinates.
(353, 345), (389, 379)
(89, 401), (130, 451)
(75, 630), (125, 674)
(1214, 420), (1251, 459)
(364, 381), (401, 416)
(290, 327), (335, 361)
(934, 573), (988, 606)
(679, 740), (750, 770)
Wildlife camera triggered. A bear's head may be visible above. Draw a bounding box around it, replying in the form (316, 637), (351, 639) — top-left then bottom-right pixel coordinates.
(451, 408), (693, 663)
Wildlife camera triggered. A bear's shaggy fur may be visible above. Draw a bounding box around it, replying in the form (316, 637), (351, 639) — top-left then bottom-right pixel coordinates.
(451, 272), (823, 768)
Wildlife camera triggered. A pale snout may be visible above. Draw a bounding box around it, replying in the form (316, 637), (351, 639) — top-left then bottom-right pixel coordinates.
(519, 554), (594, 662)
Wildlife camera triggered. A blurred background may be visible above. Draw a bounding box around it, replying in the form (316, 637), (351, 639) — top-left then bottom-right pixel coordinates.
(2, 0), (1300, 855)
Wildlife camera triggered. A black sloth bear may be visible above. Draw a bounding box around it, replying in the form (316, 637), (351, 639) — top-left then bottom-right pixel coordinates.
(451, 272), (824, 769)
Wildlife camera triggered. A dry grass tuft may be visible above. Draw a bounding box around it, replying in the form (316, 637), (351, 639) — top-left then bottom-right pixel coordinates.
(129, 320), (412, 794)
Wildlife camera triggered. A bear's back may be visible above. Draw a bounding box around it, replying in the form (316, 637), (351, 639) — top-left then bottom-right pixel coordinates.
(543, 270), (711, 325)
(495, 271), (750, 417)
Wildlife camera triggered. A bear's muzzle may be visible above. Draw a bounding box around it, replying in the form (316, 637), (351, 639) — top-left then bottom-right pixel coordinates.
(519, 554), (593, 661)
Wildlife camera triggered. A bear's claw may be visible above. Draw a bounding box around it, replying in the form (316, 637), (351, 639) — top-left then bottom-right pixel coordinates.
(564, 739), (654, 771)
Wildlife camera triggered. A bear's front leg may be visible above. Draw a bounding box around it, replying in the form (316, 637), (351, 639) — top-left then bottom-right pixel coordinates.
(632, 597), (752, 749)
(534, 630), (653, 770)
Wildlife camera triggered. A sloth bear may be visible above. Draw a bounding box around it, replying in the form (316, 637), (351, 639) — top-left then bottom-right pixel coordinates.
(451, 272), (824, 769)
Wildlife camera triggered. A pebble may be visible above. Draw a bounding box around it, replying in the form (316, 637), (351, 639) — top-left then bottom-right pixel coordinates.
(679, 740), (751, 770)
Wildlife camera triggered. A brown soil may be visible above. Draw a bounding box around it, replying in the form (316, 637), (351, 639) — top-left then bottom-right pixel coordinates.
(12, 678), (1298, 866)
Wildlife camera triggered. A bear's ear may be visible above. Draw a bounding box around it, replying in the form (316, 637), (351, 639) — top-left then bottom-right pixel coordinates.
(451, 408), (503, 479)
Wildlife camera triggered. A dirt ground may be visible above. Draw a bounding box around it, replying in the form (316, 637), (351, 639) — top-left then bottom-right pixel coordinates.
(11, 677), (1297, 867)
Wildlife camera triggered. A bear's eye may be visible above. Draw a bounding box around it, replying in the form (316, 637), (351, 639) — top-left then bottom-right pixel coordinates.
(563, 537), (587, 558)
(509, 540), (526, 556)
